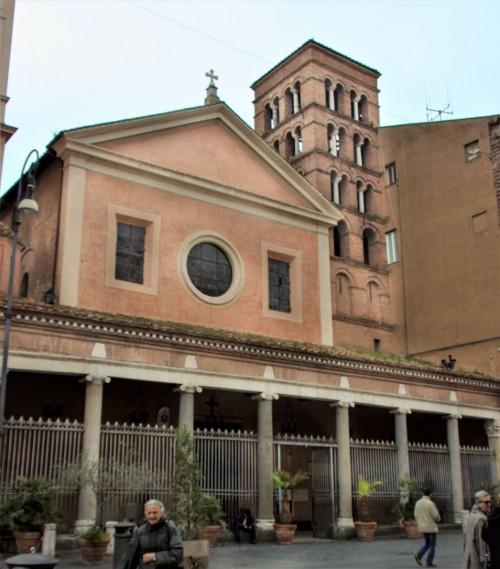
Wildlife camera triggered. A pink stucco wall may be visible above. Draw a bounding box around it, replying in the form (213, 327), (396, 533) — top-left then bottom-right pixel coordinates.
(75, 119), (326, 343)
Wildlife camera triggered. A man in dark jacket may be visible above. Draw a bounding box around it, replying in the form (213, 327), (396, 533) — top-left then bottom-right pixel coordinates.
(482, 494), (500, 569)
(117, 499), (183, 569)
(231, 508), (257, 544)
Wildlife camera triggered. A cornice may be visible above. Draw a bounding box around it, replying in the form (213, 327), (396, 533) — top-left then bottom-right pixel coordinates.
(1, 298), (498, 393)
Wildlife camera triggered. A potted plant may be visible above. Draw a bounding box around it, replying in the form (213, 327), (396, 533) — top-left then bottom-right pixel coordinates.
(272, 469), (308, 544)
(393, 477), (421, 538)
(197, 493), (225, 547)
(354, 475), (383, 541)
(0, 476), (62, 553)
(78, 523), (111, 565)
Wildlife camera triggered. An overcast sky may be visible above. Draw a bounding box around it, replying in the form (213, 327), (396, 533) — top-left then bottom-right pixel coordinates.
(1, 0), (499, 194)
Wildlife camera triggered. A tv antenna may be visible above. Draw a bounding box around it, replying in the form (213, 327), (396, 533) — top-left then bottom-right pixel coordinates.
(425, 82), (454, 121)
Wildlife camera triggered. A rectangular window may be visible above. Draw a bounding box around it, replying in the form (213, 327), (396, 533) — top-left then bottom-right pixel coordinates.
(386, 230), (399, 264)
(268, 258), (291, 313)
(385, 162), (397, 185)
(115, 223), (145, 284)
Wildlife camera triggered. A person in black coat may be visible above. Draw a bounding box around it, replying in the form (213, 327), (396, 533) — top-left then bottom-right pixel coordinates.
(483, 495), (500, 569)
(231, 508), (257, 544)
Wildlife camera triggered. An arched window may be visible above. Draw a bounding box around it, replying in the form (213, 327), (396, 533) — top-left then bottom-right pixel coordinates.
(334, 84), (343, 113)
(333, 220), (349, 258)
(327, 124), (337, 156)
(20, 273), (29, 298)
(362, 228), (376, 265)
(335, 272), (352, 316)
(333, 226), (341, 257)
(361, 138), (370, 168)
(337, 127), (346, 158)
(286, 126), (302, 158)
(358, 95), (368, 122)
(331, 173), (349, 205)
(273, 140), (280, 154)
(367, 280), (381, 322)
(272, 97), (280, 127)
(353, 134), (368, 167)
(286, 82), (301, 116)
(364, 184), (374, 215)
(295, 126), (302, 154)
(285, 128), (302, 158)
(264, 104), (273, 131)
(325, 79), (335, 110)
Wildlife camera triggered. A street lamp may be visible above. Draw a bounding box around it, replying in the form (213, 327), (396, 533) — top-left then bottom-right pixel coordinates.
(0, 149), (40, 462)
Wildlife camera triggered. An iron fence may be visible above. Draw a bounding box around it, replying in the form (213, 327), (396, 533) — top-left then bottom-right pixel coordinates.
(0, 418), (495, 532)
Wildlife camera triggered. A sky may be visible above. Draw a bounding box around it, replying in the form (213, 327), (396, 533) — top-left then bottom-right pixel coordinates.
(1, 0), (499, 194)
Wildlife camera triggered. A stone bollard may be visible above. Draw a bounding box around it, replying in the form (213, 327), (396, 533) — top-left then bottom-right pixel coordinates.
(461, 509), (470, 534)
(183, 539), (209, 569)
(42, 523), (57, 556)
(106, 521), (118, 555)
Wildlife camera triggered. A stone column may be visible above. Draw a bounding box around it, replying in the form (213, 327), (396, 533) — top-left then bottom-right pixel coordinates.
(333, 401), (355, 536)
(254, 393), (278, 532)
(77, 375), (109, 522)
(355, 142), (363, 166)
(352, 96), (360, 120)
(357, 188), (365, 213)
(446, 414), (464, 523)
(391, 408), (411, 481)
(485, 420), (500, 482)
(332, 176), (340, 203)
(176, 384), (202, 431)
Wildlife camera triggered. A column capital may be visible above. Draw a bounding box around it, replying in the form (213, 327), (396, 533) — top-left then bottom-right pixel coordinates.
(444, 413), (462, 420)
(485, 420), (500, 437)
(252, 393), (279, 401)
(330, 400), (354, 409)
(81, 375), (111, 385)
(174, 384), (203, 394)
(390, 407), (412, 415)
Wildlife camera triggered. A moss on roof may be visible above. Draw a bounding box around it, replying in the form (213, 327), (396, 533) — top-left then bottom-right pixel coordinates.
(2, 295), (495, 382)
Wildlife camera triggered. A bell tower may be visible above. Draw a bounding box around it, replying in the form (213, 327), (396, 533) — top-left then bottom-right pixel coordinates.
(252, 40), (393, 352)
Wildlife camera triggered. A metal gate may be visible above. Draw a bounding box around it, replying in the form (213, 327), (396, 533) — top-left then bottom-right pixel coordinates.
(311, 447), (336, 538)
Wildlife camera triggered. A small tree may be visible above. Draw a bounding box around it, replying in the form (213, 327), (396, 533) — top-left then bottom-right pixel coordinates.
(393, 477), (420, 521)
(169, 426), (205, 539)
(272, 469), (308, 524)
(356, 475), (383, 522)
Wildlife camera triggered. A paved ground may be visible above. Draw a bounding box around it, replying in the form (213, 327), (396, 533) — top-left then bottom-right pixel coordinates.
(0, 529), (465, 569)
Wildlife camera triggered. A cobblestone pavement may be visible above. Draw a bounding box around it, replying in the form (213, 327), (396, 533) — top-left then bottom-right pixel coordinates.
(0, 529), (464, 569)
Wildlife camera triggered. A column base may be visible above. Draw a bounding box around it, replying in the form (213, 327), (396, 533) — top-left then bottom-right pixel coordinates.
(255, 517), (276, 531)
(335, 517), (355, 539)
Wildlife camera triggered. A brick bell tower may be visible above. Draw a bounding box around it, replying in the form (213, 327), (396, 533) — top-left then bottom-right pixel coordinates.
(252, 40), (393, 353)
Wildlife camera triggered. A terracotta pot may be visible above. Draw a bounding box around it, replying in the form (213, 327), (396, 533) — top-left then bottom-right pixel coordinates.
(274, 523), (297, 545)
(197, 525), (220, 547)
(79, 537), (111, 565)
(403, 520), (420, 538)
(354, 521), (377, 541)
(13, 531), (42, 554)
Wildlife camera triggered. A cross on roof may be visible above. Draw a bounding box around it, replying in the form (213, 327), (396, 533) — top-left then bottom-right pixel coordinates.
(206, 69), (219, 87)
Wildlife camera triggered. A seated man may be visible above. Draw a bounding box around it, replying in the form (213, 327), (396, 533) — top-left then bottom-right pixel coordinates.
(232, 508), (257, 544)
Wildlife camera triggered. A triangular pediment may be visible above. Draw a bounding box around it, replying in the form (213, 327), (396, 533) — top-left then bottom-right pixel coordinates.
(51, 103), (342, 226)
